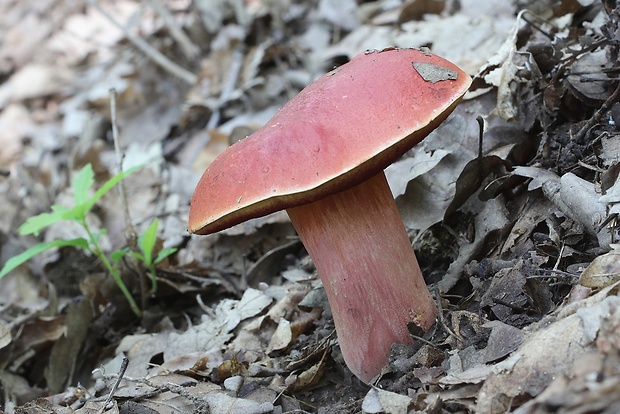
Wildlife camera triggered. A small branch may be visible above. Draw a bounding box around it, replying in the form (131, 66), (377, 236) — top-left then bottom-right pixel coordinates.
(87, 0), (197, 84)
(101, 372), (210, 411)
(573, 80), (620, 141)
(109, 89), (138, 250)
(147, 0), (200, 60)
(98, 357), (129, 414)
(110, 89), (146, 314)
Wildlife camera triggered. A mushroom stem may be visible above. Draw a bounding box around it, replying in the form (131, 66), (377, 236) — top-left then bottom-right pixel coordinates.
(287, 171), (438, 383)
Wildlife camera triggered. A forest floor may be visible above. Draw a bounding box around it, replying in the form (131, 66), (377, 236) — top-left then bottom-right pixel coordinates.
(1, 0), (620, 413)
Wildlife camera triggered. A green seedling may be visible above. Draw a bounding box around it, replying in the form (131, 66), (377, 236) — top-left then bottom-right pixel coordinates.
(0, 163), (160, 317)
(112, 218), (177, 294)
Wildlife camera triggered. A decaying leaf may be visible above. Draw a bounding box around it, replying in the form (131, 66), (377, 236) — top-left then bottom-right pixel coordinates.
(443, 154), (510, 219)
(476, 10), (527, 120)
(386, 149), (449, 199)
(396, 113), (476, 233)
(543, 172), (611, 249)
(0, 320), (11, 350)
(362, 387), (413, 414)
(45, 300), (95, 393)
(109, 288), (272, 380)
(438, 198), (511, 292)
(2, 0), (620, 412)
(475, 285), (620, 413)
(580, 248), (620, 288)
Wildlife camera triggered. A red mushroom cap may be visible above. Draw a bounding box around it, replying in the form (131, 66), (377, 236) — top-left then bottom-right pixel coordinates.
(188, 48), (472, 234)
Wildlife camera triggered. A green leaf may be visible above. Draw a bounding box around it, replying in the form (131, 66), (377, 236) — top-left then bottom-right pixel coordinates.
(72, 164), (95, 206)
(139, 219), (159, 267)
(154, 247), (177, 265)
(18, 211), (66, 236)
(0, 238), (90, 279)
(50, 205), (72, 214)
(110, 248), (130, 263)
(127, 251), (146, 262)
(76, 165), (142, 218)
(90, 165), (142, 208)
(19, 165), (142, 236)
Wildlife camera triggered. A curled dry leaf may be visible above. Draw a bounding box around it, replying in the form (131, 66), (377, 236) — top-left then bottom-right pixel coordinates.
(443, 154), (511, 220)
(475, 10), (526, 120)
(542, 172), (611, 249)
(287, 359), (326, 392)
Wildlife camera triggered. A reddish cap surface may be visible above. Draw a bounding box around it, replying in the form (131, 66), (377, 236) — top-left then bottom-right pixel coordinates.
(189, 48), (472, 234)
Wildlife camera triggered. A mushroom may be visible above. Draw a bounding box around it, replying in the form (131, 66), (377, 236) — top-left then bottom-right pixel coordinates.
(188, 48), (472, 383)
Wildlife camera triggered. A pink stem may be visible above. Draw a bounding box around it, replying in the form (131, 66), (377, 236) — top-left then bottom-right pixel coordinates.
(287, 171), (438, 383)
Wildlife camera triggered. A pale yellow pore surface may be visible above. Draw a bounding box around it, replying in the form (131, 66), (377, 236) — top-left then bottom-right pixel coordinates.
(287, 171), (438, 383)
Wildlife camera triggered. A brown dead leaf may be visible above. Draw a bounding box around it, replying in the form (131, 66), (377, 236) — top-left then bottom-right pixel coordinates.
(500, 193), (555, 256)
(290, 307), (323, 338)
(476, 287), (620, 413)
(288, 359), (326, 392)
(45, 300), (95, 393)
(13, 397), (74, 414)
(398, 0), (445, 23)
(580, 248), (620, 288)
(112, 288), (271, 380)
(396, 112), (477, 233)
(385, 149), (449, 199)
(438, 198), (511, 293)
(511, 165), (560, 191)
(443, 154), (511, 220)
(318, 0), (360, 30)
(475, 10), (526, 120)
(600, 134), (620, 167)
(0, 64), (71, 107)
(482, 320), (524, 363)
(204, 390), (274, 414)
(567, 49), (614, 105)
(0, 4), (54, 68)
(11, 316), (66, 360)
(217, 354), (248, 381)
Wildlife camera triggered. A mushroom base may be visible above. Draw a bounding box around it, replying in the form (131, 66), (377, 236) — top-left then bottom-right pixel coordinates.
(287, 171), (438, 383)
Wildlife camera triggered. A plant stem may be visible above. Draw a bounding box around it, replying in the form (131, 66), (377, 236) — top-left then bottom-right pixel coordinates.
(82, 220), (142, 317)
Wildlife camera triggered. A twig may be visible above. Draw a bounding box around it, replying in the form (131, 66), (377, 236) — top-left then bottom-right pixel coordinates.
(147, 0), (200, 60)
(433, 287), (464, 344)
(573, 80), (620, 141)
(109, 89), (138, 249)
(87, 0), (197, 84)
(110, 89), (147, 310)
(98, 357), (129, 413)
(101, 372), (210, 412)
(409, 333), (441, 349)
(476, 115), (484, 158)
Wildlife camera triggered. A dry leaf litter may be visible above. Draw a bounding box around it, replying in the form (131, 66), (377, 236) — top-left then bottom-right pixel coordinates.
(0, 0), (620, 413)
